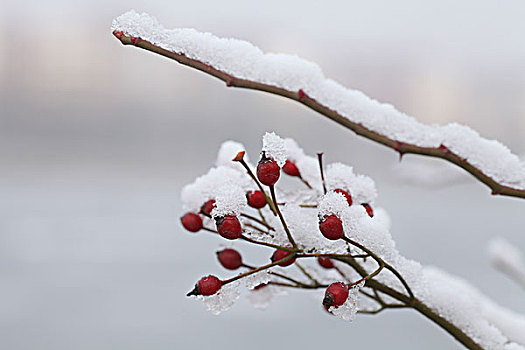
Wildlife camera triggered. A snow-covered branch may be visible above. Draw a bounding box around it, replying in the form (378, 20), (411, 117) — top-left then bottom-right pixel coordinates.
(177, 131), (524, 350)
(111, 10), (525, 200)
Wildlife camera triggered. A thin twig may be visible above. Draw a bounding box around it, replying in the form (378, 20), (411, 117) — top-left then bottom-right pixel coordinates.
(269, 185), (297, 248)
(317, 153), (327, 194)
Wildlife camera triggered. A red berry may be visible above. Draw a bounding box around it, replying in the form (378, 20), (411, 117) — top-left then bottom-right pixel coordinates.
(334, 188), (353, 206)
(217, 248), (242, 270)
(317, 256), (335, 269)
(319, 214), (344, 240)
(216, 215), (242, 240)
(180, 212), (203, 232)
(200, 199), (216, 216)
(197, 275), (222, 296)
(246, 190), (267, 209)
(271, 249), (296, 267)
(257, 157), (280, 186)
(323, 282), (349, 308)
(362, 203), (374, 217)
(282, 159), (301, 177)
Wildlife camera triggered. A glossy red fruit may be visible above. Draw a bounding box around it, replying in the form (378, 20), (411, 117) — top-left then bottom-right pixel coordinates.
(282, 159), (301, 177)
(362, 203), (374, 217)
(180, 212), (203, 232)
(271, 249), (296, 267)
(323, 282), (349, 308)
(257, 157), (280, 186)
(334, 188), (353, 206)
(216, 215), (242, 240)
(319, 214), (344, 240)
(200, 199), (216, 216)
(246, 190), (267, 209)
(197, 275), (222, 296)
(317, 256), (335, 269)
(217, 248), (243, 270)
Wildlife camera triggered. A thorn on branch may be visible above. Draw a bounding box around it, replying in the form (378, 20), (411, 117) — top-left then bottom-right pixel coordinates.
(298, 89), (307, 101)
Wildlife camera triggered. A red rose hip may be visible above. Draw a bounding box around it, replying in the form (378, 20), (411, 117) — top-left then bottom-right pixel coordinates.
(217, 248), (243, 270)
(334, 188), (353, 206)
(317, 256), (335, 269)
(187, 275), (222, 296)
(246, 190), (267, 209)
(216, 215), (242, 240)
(200, 199), (216, 216)
(282, 159), (301, 177)
(180, 212), (203, 232)
(319, 214), (344, 240)
(271, 249), (296, 267)
(257, 157), (280, 186)
(323, 282), (349, 308)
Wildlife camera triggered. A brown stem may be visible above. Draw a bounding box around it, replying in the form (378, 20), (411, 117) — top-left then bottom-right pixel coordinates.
(317, 153), (327, 194)
(342, 236), (414, 299)
(113, 32), (525, 200)
(222, 252), (296, 284)
(340, 256), (483, 350)
(232, 153), (278, 215)
(241, 213), (275, 231)
(269, 185), (297, 248)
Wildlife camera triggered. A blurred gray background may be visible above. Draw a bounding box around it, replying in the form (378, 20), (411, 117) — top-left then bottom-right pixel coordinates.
(1, 0), (525, 349)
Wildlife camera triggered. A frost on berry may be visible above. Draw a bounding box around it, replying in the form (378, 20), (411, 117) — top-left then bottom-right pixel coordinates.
(329, 281), (363, 321)
(200, 199), (216, 216)
(210, 183), (246, 218)
(201, 283), (240, 316)
(323, 282), (349, 308)
(325, 163), (377, 205)
(181, 166), (250, 213)
(262, 132), (286, 167)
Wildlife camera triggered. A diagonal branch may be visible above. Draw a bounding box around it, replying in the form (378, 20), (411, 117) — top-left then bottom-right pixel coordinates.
(112, 30), (525, 200)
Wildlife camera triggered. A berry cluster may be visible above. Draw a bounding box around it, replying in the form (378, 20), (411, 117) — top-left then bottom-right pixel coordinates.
(178, 133), (409, 319)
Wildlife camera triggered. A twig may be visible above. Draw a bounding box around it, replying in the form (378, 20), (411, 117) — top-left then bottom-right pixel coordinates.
(113, 32), (525, 200)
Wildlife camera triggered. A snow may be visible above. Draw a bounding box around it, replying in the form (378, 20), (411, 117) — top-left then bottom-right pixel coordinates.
(262, 132), (286, 166)
(329, 281), (363, 321)
(113, 10), (525, 191)
(216, 140), (250, 171)
(178, 131), (525, 347)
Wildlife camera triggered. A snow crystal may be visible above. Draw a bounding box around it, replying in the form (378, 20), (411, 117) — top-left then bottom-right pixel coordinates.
(210, 183), (246, 217)
(201, 283), (240, 315)
(318, 191), (349, 218)
(329, 281), (363, 322)
(113, 10), (525, 190)
(180, 166), (251, 212)
(262, 132), (286, 166)
(242, 270), (271, 289)
(419, 267), (525, 349)
(325, 163), (377, 204)
(177, 133), (525, 346)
